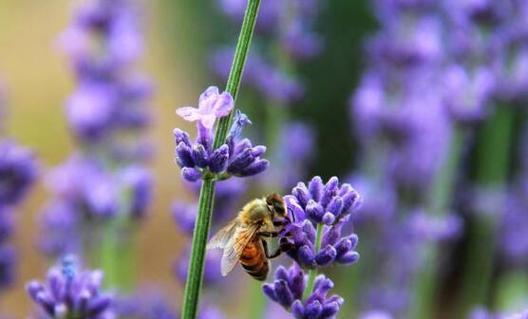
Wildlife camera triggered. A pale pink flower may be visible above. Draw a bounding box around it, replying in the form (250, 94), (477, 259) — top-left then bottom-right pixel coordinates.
(176, 86), (234, 129)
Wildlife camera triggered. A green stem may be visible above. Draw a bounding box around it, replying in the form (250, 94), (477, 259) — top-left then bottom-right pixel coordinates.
(180, 1), (261, 318)
(99, 187), (137, 292)
(100, 217), (137, 292)
(181, 178), (216, 319)
(410, 126), (465, 319)
(457, 107), (516, 317)
(303, 224), (324, 300)
(212, 0), (261, 150)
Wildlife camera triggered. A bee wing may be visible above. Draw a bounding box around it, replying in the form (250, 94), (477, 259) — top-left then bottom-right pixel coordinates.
(206, 219), (239, 250)
(221, 224), (259, 277)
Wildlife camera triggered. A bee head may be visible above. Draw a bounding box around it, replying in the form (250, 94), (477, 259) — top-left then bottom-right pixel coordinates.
(266, 193), (286, 217)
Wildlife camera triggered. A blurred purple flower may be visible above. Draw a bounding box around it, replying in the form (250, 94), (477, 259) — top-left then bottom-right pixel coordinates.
(500, 181), (528, 266)
(0, 139), (37, 292)
(264, 122), (315, 189)
(176, 86), (234, 129)
(66, 83), (116, 141)
(56, 0), (153, 167)
(358, 310), (394, 319)
(367, 15), (444, 67)
(347, 174), (397, 224)
(405, 210), (463, 242)
(218, 0), (280, 31)
(39, 155), (152, 257)
(115, 291), (178, 319)
(0, 140), (38, 207)
(41, 0), (153, 259)
(45, 156), (119, 219)
(263, 263), (344, 319)
(26, 256), (114, 319)
(38, 201), (80, 257)
(442, 65), (494, 124)
(281, 21), (322, 60)
(120, 165), (152, 219)
(174, 248), (223, 286)
(211, 48), (303, 103)
(0, 246), (15, 289)
(469, 307), (528, 319)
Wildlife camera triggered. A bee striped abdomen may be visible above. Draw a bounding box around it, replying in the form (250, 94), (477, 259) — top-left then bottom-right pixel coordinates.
(240, 240), (269, 281)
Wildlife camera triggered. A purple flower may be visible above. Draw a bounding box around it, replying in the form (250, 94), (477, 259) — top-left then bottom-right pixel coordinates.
(281, 20), (322, 60)
(176, 86), (234, 129)
(263, 264), (344, 319)
(115, 291), (178, 319)
(59, 0), (152, 144)
(39, 155), (153, 257)
(442, 64), (494, 124)
(358, 310), (394, 319)
(492, 25), (528, 103)
(0, 207), (13, 244)
(26, 256), (114, 319)
(174, 247), (223, 286)
(38, 201), (80, 257)
(405, 210), (463, 242)
(0, 246), (15, 289)
(468, 307), (528, 319)
(218, 0), (280, 31)
(287, 176), (361, 225)
(281, 177), (361, 269)
(499, 179), (528, 266)
(119, 165), (152, 219)
(66, 83), (116, 141)
(265, 122), (316, 189)
(174, 104), (269, 181)
(366, 15), (444, 67)
(0, 140), (38, 207)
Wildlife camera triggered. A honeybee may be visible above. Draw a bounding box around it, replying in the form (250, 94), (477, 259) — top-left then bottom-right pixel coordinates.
(206, 193), (292, 281)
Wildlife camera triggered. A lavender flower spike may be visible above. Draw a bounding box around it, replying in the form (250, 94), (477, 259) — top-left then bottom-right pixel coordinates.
(176, 86), (234, 129)
(27, 255), (114, 319)
(0, 139), (38, 206)
(281, 176), (361, 269)
(174, 97), (269, 181)
(263, 263), (344, 319)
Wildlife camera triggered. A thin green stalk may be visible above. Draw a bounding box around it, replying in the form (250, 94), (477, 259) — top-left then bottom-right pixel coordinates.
(100, 217), (137, 292)
(180, 1), (261, 318)
(212, 0), (261, 150)
(303, 224), (324, 300)
(410, 126), (465, 319)
(181, 178), (216, 319)
(457, 107), (516, 317)
(99, 187), (137, 292)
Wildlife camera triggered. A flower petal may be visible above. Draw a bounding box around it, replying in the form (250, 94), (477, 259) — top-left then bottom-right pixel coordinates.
(213, 92), (234, 117)
(176, 107), (201, 122)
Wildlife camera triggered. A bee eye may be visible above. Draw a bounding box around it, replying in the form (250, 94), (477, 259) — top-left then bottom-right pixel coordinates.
(273, 202), (285, 215)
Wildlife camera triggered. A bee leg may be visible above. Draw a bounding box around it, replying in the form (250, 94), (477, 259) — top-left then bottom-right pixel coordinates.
(262, 240), (282, 259)
(279, 237), (294, 252)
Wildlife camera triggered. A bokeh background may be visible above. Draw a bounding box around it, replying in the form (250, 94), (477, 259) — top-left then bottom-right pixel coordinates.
(1, 0), (527, 318)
